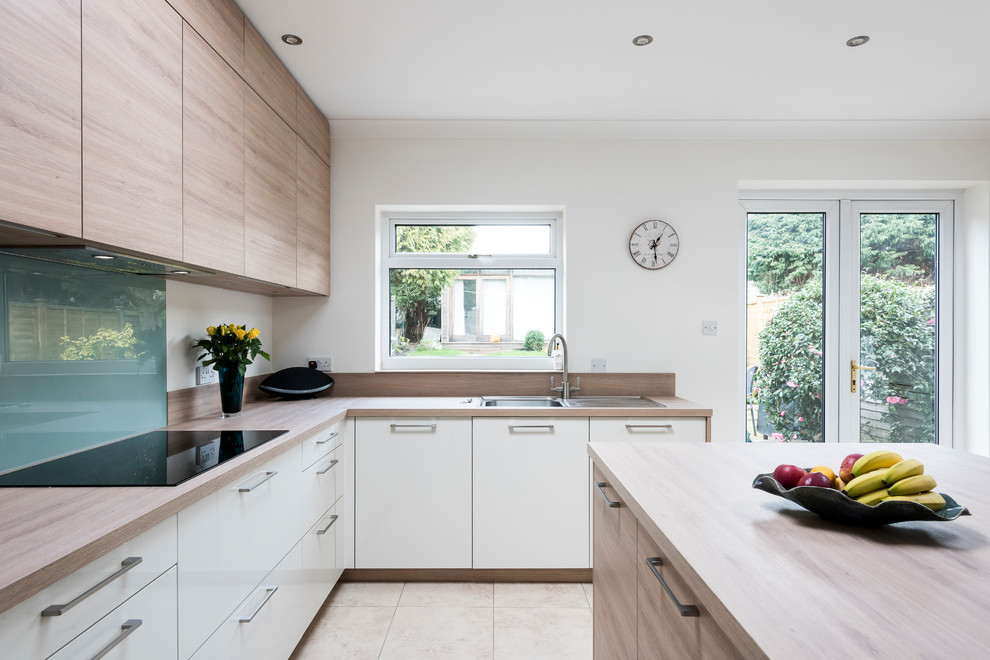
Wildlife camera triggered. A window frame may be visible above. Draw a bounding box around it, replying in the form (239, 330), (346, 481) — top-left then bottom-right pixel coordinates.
(377, 206), (564, 371)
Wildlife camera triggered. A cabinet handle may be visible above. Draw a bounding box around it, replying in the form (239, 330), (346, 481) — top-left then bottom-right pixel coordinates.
(316, 459), (339, 475)
(508, 425), (555, 432)
(316, 514), (339, 535)
(316, 431), (339, 445)
(237, 586), (278, 623)
(389, 424), (437, 431)
(88, 619), (143, 660)
(645, 557), (700, 617)
(41, 557), (143, 616)
(625, 424), (673, 431)
(594, 481), (621, 508)
(238, 470), (278, 492)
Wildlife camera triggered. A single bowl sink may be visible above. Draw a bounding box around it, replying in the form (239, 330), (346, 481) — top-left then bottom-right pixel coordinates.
(561, 396), (665, 408)
(479, 396), (564, 408)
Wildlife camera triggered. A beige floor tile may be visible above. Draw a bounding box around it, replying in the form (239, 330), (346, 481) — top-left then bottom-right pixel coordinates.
(379, 606), (494, 659)
(324, 581), (405, 607)
(398, 581), (494, 607)
(494, 607), (593, 660)
(290, 606), (395, 660)
(582, 582), (593, 609)
(494, 582), (590, 608)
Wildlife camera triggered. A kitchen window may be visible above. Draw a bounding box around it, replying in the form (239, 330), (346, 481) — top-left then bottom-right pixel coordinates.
(378, 208), (563, 370)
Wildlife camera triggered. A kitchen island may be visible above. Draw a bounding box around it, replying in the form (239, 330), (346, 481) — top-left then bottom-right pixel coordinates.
(588, 441), (990, 659)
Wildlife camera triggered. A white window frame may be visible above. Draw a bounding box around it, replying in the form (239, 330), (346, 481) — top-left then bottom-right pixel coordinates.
(376, 205), (564, 371)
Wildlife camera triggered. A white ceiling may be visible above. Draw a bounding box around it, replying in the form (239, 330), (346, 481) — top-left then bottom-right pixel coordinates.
(235, 0), (990, 137)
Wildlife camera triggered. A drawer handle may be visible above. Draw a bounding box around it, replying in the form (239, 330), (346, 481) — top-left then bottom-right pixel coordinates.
(89, 619), (143, 660)
(389, 424), (437, 431)
(41, 557), (143, 616)
(237, 586), (278, 623)
(316, 431), (339, 445)
(625, 424), (673, 431)
(508, 425), (555, 432)
(645, 557), (700, 617)
(316, 459), (339, 475)
(316, 514), (339, 535)
(238, 470), (278, 492)
(594, 481), (621, 508)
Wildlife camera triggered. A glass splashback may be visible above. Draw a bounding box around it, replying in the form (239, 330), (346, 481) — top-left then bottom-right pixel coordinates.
(0, 254), (167, 474)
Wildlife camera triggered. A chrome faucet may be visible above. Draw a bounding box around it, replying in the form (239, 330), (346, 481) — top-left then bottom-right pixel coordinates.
(547, 333), (579, 399)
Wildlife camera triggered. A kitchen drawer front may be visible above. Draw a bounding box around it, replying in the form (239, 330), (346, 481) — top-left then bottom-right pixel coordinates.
(591, 417), (706, 443)
(301, 444), (342, 533)
(191, 541), (306, 660)
(300, 418), (344, 470)
(301, 502), (344, 617)
(48, 566), (177, 660)
(0, 515), (176, 660)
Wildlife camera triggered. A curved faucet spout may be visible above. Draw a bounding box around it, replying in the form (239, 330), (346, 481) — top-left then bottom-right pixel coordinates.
(547, 334), (578, 399)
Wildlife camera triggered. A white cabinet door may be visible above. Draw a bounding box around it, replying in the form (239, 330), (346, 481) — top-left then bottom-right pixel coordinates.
(473, 417), (590, 569)
(301, 445), (341, 535)
(355, 418), (472, 568)
(301, 502), (344, 618)
(590, 417), (707, 443)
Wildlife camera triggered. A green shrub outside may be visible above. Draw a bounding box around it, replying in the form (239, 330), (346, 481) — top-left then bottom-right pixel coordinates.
(523, 330), (546, 352)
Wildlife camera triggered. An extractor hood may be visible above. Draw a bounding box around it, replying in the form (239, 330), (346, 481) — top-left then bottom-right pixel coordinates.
(0, 245), (215, 278)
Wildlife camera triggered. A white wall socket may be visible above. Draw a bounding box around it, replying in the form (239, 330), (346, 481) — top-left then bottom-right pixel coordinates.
(702, 320), (718, 336)
(591, 358), (607, 373)
(196, 365), (219, 385)
(309, 357), (333, 371)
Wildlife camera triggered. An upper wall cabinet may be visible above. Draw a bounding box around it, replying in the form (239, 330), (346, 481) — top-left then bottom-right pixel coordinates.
(0, 0), (82, 237)
(296, 84), (331, 167)
(296, 139), (331, 295)
(182, 23), (246, 275)
(82, 0), (183, 261)
(244, 20), (296, 130)
(166, 0), (244, 73)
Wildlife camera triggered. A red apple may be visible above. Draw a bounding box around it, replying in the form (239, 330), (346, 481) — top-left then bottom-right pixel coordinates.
(772, 464), (807, 489)
(839, 453), (865, 483)
(796, 471), (834, 488)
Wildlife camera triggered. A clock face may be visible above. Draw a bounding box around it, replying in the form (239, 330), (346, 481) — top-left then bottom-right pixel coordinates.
(629, 220), (679, 270)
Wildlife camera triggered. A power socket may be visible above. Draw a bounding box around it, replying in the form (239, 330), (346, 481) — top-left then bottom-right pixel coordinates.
(196, 365), (219, 385)
(308, 357), (333, 371)
(591, 358), (607, 373)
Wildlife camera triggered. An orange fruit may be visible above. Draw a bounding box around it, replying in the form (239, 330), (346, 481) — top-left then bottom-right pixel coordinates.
(810, 465), (837, 483)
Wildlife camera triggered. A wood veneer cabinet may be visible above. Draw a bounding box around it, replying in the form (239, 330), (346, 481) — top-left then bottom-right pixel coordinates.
(592, 467), (637, 660)
(82, 0), (183, 261)
(244, 19), (296, 129)
(183, 23), (245, 275)
(296, 138), (331, 295)
(296, 84), (332, 166)
(166, 0), (244, 73)
(0, 0), (81, 237)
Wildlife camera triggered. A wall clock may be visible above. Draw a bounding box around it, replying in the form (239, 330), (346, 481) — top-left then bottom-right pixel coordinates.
(628, 219), (679, 270)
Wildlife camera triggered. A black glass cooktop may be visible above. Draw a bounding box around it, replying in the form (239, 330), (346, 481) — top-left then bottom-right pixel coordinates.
(0, 429), (288, 487)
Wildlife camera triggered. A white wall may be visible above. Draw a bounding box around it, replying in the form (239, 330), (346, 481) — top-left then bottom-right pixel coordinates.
(270, 136), (990, 452)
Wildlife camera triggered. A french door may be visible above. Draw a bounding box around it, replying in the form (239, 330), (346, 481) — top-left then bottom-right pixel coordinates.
(744, 197), (953, 445)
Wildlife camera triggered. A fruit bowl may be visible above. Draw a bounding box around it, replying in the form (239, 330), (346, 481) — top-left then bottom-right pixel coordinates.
(752, 471), (971, 526)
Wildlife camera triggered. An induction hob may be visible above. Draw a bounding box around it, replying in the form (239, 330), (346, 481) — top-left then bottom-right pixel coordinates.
(0, 429), (288, 487)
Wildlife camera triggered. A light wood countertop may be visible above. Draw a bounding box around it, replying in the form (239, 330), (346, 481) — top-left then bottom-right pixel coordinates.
(588, 441), (990, 659)
(0, 393), (707, 614)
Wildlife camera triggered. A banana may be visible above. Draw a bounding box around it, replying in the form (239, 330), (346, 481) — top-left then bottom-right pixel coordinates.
(835, 476), (846, 490)
(887, 474), (937, 496)
(882, 458), (925, 486)
(855, 488), (889, 506)
(843, 468), (888, 498)
(883, 491), (946, 511)
(851, 450), (904, 477)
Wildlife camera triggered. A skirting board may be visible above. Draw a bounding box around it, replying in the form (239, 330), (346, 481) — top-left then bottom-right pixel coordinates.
(341, 568), (593, 583)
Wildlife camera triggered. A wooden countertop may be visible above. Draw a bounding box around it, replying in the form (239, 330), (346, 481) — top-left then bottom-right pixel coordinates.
(0, 393), (707, 615)
(588, 441), (990, 659)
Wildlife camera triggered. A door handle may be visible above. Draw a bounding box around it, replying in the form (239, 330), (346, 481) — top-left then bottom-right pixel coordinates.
(850, 360), (876, 393)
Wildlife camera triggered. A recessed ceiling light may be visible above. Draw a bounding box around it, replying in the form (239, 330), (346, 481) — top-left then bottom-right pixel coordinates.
(92, 254), (115, 260)
(632, 35), (653, 47)
(281, 34), (303, 46)
(846, 35), (870, 47)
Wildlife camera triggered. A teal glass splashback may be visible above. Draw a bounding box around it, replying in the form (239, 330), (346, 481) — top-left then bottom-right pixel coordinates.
(0, 254), (167, 474)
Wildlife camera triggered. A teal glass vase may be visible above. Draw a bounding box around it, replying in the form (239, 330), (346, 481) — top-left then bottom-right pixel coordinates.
(216, 361), (245, 416)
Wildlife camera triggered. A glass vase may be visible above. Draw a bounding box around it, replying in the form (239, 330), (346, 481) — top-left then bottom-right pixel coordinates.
(216, 361), (245, 416)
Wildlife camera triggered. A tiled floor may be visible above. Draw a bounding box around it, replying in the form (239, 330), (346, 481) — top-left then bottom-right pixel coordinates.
(290, 582), (594, 659)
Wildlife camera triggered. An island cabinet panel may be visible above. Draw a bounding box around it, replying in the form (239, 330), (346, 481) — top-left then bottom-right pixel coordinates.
(0, 0), (81, 237)
(166, 0), (244, 73)
(295, 138), (331, 295)
(182, 22), (245, 275)
(82, 0), (183, 261)
(244, 19), (296, 129)
(244, 88), (297, 288)
(592, 466), (638, 660)
(295, 83), (331, 166)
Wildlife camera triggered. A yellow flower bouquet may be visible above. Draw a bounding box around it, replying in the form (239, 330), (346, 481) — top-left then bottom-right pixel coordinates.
(192, 323), (271, 376)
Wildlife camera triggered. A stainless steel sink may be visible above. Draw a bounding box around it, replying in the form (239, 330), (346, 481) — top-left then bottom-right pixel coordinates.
(479, 396), (564, 407)
(479, 395), (663, 408)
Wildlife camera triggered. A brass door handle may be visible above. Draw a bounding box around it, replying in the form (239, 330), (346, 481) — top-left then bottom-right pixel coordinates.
(851, 360), (876, 393)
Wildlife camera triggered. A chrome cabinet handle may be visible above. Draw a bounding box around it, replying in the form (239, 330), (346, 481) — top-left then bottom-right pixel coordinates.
(508, 425), (555, 431)
(645, 557), (699, 617)
(316, 431), (339, 445)
(41, 557), (143, 616)
(316, 459), (339, 475)
(238, 470), (278, 492)
(625, 424), (673, 431)
(389, 424), (437, 431)
(594, 481), (621, 508)
(316, 514), (339, 535)
(89, 619), (142, 660)
(237, 586), (278, 623)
